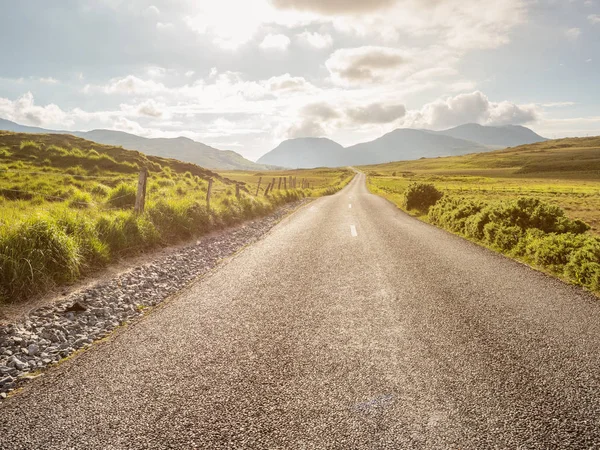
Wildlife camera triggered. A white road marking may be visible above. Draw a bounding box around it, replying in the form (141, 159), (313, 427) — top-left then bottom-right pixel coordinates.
(349, 204), (352, 209)
(350, 225), (357, 237)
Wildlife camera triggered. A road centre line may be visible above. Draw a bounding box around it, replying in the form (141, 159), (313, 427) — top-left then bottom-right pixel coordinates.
(350, 225), (357, 237)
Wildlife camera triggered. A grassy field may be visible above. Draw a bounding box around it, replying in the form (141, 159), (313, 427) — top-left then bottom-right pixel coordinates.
(362, 136), (600, 294)
(0, 132), (352, 303)
(219, 168), (354, 197)
(362, 136), (600, 234)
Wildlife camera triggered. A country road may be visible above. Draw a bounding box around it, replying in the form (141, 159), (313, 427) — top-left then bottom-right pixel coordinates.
(1, 172), (600, 449)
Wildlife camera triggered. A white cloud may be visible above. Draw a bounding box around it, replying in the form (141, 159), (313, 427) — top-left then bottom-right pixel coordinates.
(146, 66), (166, 77)
(136, 99), (164, 117)
(271, 0), (395, 14)
(401, 91), (538, 129)
(267, 73), (315, 93)
(99, 75), (167, 95)
(284, 99), (407, 138)
(541, 101), (576, 108)
(259, 33), (291, 50)
(589, 14), (600, 24)
(346, 103), (406, 124)
(145, 5), (160, 16)
(0, 92), (73, 127)
(156, 22), (174, 30)
(38, 77), (59, 84)
(296, 31), (333, 49)
(326, 46), (411, 84)
(565, 27), (581, 41)
(111, 117), (151, 135)
(182, 0), (525, 52)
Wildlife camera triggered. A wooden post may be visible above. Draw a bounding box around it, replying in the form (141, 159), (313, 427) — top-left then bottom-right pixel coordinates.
(235, 183), (240, 199)
(278, 177), (282, 190)
(289, 175), (292, 189)
(284, 177), (287, 190)
(264, 183), (271, 196)
(206, 178), (213, 210)
(255, 177), (262, 196)
(134, 168), (148, 215)
(272, 178), (276, 192)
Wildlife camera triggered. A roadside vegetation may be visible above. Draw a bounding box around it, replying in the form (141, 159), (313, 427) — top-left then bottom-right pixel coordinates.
(0, 132), (352, 303)
(363, 136), (600, 294)
(218, 168), (354, 197)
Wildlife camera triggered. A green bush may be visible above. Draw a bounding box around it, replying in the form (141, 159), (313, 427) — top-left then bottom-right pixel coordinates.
(0, 217), (80, 300)
(96, 212), (159, 255)
(106, 182), (137, 209)
(91, 183), (111, 197)
(428, 194), (598, 292)
(402, 182), (443, 212)
(68, 190), (93, 209)
(147, 200), (210, 239)
(55, 214), (110, 268)
(564, 238), (600, 287)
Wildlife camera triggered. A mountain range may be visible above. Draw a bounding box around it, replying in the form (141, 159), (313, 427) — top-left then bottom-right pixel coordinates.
(1, 118), (547, 170)
(257, 124), (547, 168)
(0, 118), (269, 171)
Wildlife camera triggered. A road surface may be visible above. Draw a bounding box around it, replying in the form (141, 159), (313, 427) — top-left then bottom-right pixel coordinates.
(1, 172), (600, 449)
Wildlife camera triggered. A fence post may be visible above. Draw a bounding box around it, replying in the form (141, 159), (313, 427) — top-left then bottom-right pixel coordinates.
(284, 177), (287, 190)
(235, 183), (241, 199)
(278, 177), (282, 190)
(134, 168), (148, 215)
(264, 183), (272, 196)
(256, 177), (262, 196)
(206, 178), (213, 210)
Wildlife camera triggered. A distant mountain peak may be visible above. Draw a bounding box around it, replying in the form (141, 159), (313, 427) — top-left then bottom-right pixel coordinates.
(257, 124), (547, 168)
(0, 118), (267, 170)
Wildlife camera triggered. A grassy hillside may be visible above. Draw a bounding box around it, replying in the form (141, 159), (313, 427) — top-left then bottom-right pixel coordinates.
(362, 136), (600, 234)
(0, 132), (350, 303)
(362, 136), (600, 294)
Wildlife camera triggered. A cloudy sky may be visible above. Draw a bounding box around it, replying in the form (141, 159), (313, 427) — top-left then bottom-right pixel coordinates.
(1, 0), (599, 160)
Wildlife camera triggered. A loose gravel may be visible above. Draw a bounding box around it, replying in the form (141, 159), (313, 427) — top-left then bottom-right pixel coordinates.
(0, 200), (309, 398)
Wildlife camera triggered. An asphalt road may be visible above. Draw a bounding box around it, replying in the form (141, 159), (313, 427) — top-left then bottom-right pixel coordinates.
(2, 172), (600, 449)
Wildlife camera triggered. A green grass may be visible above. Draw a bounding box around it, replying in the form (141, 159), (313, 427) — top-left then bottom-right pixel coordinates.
(0, 132), (351, 303)
(218, 167), (354, 198)
(361, 136), (600, 295)
(361, 137), (600, 235)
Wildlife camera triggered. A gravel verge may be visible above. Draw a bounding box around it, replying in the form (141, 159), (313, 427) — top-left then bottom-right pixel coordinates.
(0, 199), (310, 398)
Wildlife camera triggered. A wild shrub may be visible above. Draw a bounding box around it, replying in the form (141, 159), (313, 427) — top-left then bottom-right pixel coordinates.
(564, 238), (600, 287)
(524, 233), (590, 271)
(0, 217), (80, 300)
(402, 182), (443, 212)
(106, 182), (137, 209)
(429, 197), (482, 233)
(20, 140), (42, 151)
(428, 194), (598, 291)
(96, 212), (159, 255)
(91, 183), (111, 197)
(55, 214), (110, 268)
(147, 199), (211, 239)
(68, 190), (93, 209)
